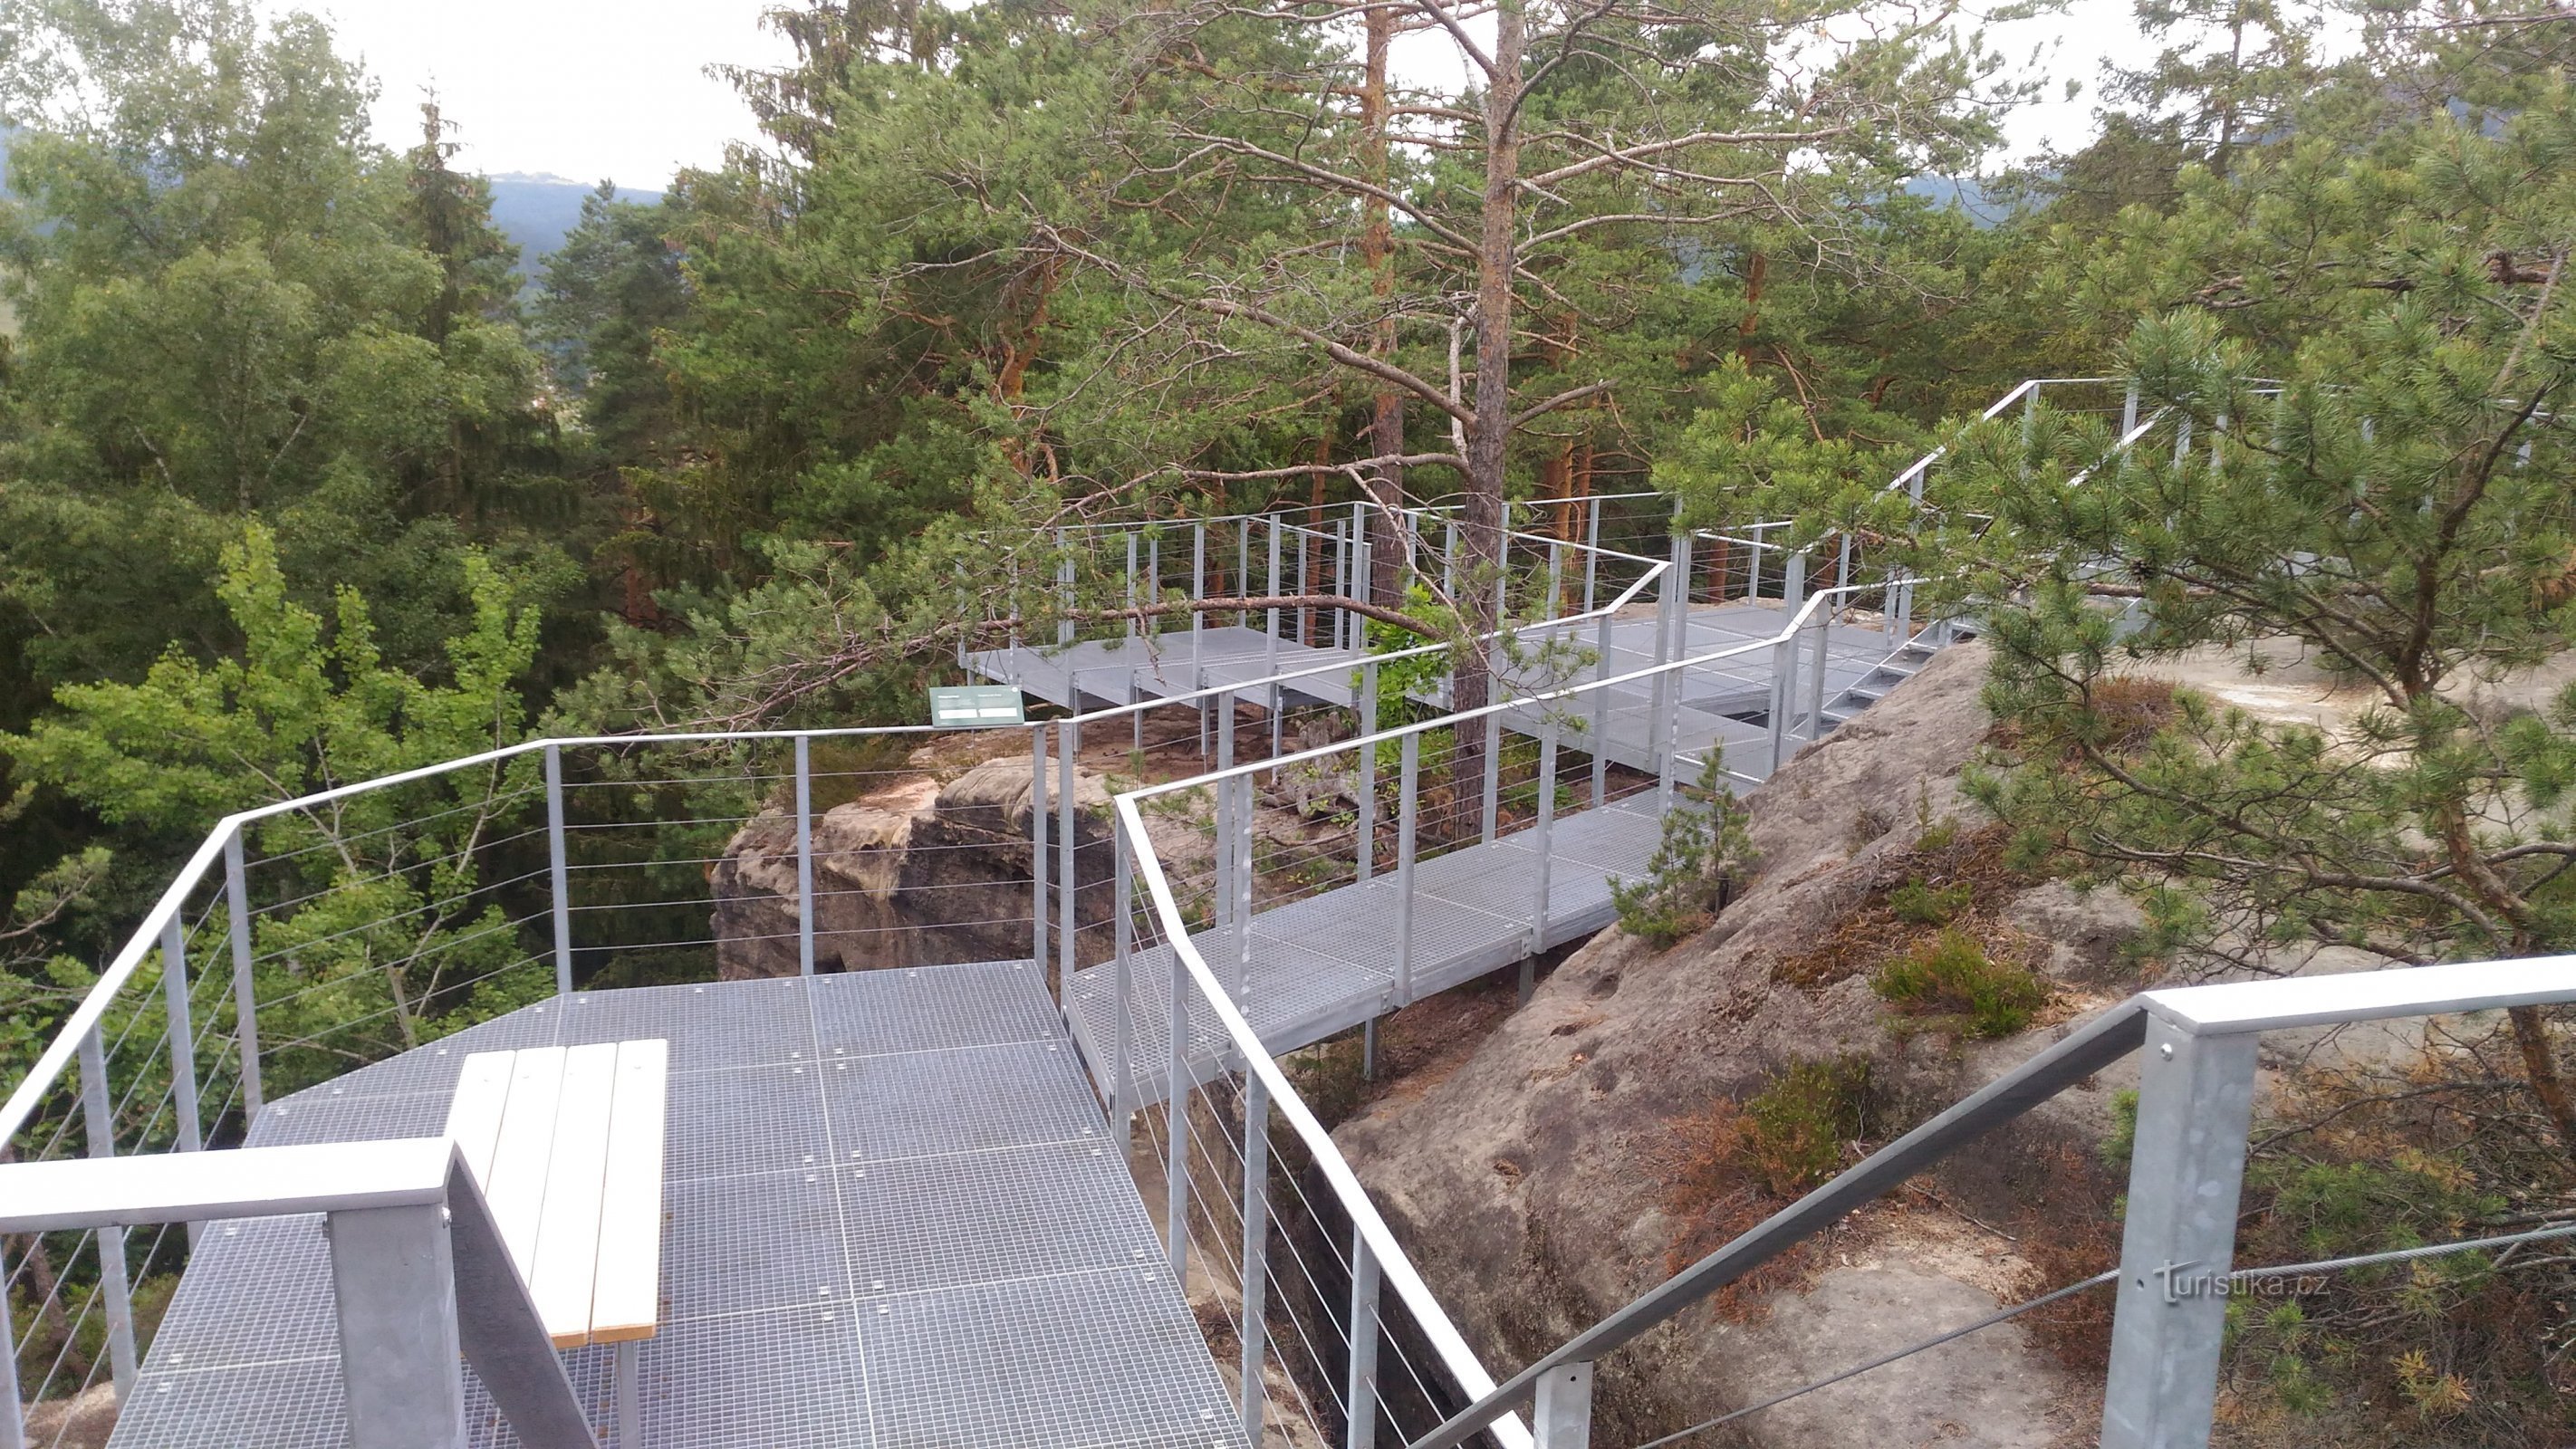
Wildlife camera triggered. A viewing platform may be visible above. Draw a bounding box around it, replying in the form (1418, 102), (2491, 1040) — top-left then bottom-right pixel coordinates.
(101, 964), (1241, 1449)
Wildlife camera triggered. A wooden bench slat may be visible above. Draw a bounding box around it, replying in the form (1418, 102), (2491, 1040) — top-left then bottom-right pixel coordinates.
(529, 1042), (620, 1348)
(484, 1046), (567, 1281)
(444, 1052), (514, 1189)
(587, 1039), (668, 1345)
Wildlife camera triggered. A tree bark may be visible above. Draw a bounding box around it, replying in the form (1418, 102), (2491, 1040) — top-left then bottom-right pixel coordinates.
(1456, 0), (1524, 725)
(1362, 3), (1407, 609)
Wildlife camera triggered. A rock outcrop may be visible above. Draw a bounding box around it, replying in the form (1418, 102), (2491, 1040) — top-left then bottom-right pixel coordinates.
(711, 753), (1142, 977)
(1333, 642), (2142, 1449)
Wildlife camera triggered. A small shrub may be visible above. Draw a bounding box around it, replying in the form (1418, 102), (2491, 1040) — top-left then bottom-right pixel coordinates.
(1870, 928), (2047, 1037)
(1613, 751), (1757, 947)
(2100, 1089), (2139, 1177)
(1737, 1055), (1876, 1196)
(1887, 878), (1971, 926)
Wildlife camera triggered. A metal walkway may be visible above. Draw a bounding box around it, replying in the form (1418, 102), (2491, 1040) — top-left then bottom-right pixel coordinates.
(976, 601), (1934, 777)
(1066, 797), (1665, 1109)
(106, 964), (1241, 1449)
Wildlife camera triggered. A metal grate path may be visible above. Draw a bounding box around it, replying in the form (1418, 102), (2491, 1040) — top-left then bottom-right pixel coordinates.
(107, 962), (1245, 1449)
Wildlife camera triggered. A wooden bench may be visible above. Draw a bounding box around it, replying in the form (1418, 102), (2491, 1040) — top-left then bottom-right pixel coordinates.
(445, 1040), (668, 1439)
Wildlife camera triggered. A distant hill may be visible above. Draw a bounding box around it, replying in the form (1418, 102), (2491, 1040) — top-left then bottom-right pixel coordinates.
(485, 172), (664, 278)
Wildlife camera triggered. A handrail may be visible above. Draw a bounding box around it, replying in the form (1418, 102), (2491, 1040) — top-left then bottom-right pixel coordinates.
(1114, 788), (1538, 1449)
(1406, 952), (2576, 1449)
(1400, 1002), (2151, 1449)
(1119, 583), (1868, 803)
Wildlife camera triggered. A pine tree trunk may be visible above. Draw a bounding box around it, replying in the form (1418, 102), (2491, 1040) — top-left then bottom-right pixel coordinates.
(1361, 4), (1406, 609)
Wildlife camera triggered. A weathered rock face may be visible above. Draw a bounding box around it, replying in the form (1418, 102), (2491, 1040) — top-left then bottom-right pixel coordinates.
(1332, 642), (2140, 1449)
(712, 755), (1128, 977)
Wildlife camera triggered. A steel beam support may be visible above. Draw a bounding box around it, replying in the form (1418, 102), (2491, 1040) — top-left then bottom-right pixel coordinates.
(224, 825), (263, 1116)
(1346, 1233), (1382, 1449)
(76, 1028), (139, 1399)
(544, 744), (572, 995)
(1239, 1074), (1272, 1444)
(2099, 1014), (2261, 1449)
(1531, 1361), (1593, 1449)
(326, 1203), (466, 1449)
(616, 1340), (641, 1449)
(794, 734), (815, 977)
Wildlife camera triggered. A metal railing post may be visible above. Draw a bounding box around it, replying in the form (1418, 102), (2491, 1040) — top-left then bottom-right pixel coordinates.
(1805, 607), (1831, 743)
(544, 744), (572, 995)
(76, 1027), (139, 1399)
(1356, 662), (1379, 883)
(1591, 614), (1611, 807)
(1032, 726), (1051, 979)
(1239, 1073), (1271, 1443)
(2100, 1013), (2260, 1449)
(1056, 529), (1074, 646)
(1480, 711), (1502, 846)
(1346, 1233), (1381, 1449)
(1127, 532), (1139, 642)
(1192, 523), (1206, 658)
(1545, 540), (1562, 621)
(1532, 716), (1559, 952)
(1059, 718), (1081, 969)
(794, 734), (816, 977)
(1532, 1361), (1594, 1449)
(1235, 778), (1255, 1001)
(326, 1202), (467, 1448)
(1164, 951), (1192, 1278)
(0, 1236), (23, 1449)
(1582, 498), (1600, 611)
(1395, 734), (1418, 1003)
(161, 915), (204, 1157)
(1766, 628), (1793, 775)
(1108, 842), (1136, 1142)
(223, 825), (264, 1117)
(1783, 550), (1805, 618)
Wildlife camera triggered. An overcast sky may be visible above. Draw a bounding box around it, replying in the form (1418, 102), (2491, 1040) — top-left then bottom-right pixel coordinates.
(279, 0), (2148, 189)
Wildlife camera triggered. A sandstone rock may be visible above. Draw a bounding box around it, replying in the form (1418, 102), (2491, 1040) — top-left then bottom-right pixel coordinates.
(23, 1381), (116, 1449)
(711, 752), (1215, 978)
(1332, 643), (2119, 1448)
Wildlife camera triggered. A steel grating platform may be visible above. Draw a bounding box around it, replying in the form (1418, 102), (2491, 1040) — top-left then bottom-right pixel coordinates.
(1064, 798), (1663, 1107)
(968, 626), (1363, 713)
(973, 603), (1927, 779)
(108, 962), (1246, 1449)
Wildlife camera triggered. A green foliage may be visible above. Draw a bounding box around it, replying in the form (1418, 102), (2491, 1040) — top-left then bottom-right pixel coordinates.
(2, 523), (545, 1089)
(1736, 1055), (1877, 1196)
(1870, 927), (2048, 1038)
(2100, 1088), (2141, 1177)
(1612, 752), (1758, 948)
(1887, 878), (1972, 926)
